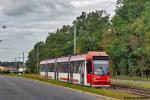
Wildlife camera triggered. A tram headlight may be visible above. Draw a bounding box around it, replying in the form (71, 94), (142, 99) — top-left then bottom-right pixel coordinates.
(92, 78), (96, 80)
(107, 77), (110, 82)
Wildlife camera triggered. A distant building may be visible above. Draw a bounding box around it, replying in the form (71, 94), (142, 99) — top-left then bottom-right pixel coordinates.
(18, 65), (27, 74)
(0, 66), (7, 71)
(0, 66), (17, 73)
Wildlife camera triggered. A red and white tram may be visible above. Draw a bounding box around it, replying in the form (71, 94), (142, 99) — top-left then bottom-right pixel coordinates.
(40, 51), (110, 87)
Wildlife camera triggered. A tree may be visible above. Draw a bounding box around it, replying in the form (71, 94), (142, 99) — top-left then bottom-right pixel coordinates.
(106, 0), (150, 77)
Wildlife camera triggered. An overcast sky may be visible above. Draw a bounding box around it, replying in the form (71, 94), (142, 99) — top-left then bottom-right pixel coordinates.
(0, 0), (117, 62)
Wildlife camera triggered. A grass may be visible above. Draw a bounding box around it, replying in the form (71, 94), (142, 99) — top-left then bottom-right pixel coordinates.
(112, 75), (150, 82)
(112, 80), (150, 89)
(112, 75), (150, 89)
(10, 74), (136, 100)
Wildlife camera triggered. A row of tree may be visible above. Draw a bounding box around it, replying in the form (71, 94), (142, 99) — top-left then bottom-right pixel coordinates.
(0, 62), (23, 68)
(26, 0), (150, 77)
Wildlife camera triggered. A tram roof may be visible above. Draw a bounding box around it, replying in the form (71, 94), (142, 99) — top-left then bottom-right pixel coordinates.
(40, 51), (108, 64)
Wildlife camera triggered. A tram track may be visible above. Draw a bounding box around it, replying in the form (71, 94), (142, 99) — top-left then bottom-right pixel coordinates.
(109, 84), (150, 97)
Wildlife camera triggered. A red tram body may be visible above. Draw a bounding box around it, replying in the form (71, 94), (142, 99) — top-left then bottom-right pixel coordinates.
(40, 51), (110, 87)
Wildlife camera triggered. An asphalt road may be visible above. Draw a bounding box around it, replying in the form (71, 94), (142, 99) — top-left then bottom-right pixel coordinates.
(0, 76), (103, 100)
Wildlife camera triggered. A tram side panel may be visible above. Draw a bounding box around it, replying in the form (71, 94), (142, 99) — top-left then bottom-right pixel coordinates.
(69, 60), (86, 85)
(40, 60), (88, 86)
(39, 59), (110, 87)
(51, 60), (86, 85)
(56, 62), (68, 82)
(84, 60), (89, 86)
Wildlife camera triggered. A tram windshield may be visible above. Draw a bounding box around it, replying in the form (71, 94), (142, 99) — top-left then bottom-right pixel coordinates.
(93, 60), (108, 76)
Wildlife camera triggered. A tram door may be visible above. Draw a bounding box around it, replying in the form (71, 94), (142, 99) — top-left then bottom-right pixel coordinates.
(86, 60), (92, 84)
(54, 60), (58, 80)
(55, 67), (59, 80)
(80, 61), (85, 84)
(45, 65), (48, 78)
(70, 62), (73, 82)
(45, 62), (48, 78)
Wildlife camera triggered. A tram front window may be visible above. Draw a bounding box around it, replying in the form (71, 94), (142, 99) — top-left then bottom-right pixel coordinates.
(93, 60), (108, 76)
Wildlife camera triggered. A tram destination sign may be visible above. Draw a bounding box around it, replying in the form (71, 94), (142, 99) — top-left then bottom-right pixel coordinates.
(93, 56), (108, 60)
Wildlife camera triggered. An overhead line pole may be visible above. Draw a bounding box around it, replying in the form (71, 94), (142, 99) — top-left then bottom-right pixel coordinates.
(23, 52), (25, 67)
(15, 58), (17, 73)
(74, 23), (77, 55)
(15, 58), (17, 68)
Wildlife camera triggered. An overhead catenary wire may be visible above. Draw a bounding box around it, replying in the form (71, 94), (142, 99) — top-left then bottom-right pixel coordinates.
(0, 39), (40, 42)
(0, 47), (29, 50)
(0, 25), (60, 30)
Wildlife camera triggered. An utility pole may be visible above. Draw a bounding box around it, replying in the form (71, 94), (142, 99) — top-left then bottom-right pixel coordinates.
(22, 52), (26, 74)
(74, 22), (77, 54)
(37, 45), (39, 74)
(15, 58), (17, 74)
(23, 52), (25, 67)
(15, 58), (17, 68)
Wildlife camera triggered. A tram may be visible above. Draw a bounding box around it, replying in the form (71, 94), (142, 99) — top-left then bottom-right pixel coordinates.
(40, 51), (110, 87)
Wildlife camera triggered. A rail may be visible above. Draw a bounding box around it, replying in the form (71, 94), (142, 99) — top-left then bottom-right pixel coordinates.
(110, 84), (150, 97)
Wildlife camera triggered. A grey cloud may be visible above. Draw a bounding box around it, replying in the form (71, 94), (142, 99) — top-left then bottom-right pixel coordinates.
(2, 0), (74, 16)
(0, 0), (117, 61)
(3, 0), (32, 16)
(1, 0), (77, 28)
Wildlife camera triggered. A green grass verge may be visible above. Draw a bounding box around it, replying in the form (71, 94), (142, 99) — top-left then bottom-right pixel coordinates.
(112, 80), (150, 89)
(112, 75), (150, 82)
(16, 74), (136, 100)
(112, 76), (150, 89)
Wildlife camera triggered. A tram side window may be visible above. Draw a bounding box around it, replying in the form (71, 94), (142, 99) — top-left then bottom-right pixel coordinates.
(57, 63), (61, 72)
(58, 63), (62, 72)
(43, 65), (46, 72)
(47, 64), (50, 72)
(73, 62), (79, 73)
(42, 65), (44, 72)
(64, 62), (68, 73)
(52, 63), (55, 72)
(48, 63), (55, 72)
(71, 61), (83, 73)
(57, 62), (68, 73)
(87, 60), (92, 74)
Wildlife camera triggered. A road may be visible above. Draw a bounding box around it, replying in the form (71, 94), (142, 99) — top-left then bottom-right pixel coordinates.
(0, 76), (103, 100)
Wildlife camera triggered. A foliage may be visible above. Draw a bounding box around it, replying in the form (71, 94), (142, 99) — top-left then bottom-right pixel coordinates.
(107, 0), (150, 77)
